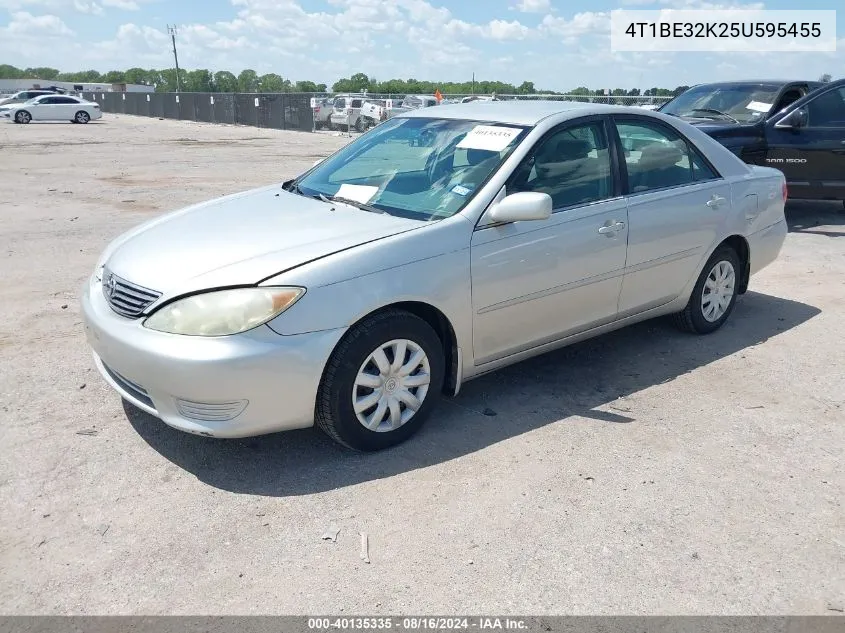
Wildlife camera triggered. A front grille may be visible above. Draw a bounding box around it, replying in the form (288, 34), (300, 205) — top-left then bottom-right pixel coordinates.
(101, 362), (156, 411)
(102, 268), (161, 318)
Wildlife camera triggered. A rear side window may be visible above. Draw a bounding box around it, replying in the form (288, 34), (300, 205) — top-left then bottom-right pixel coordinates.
(351, 99), (362, 108)
(616, 120), (718, 193)
(57, 97), (78, 104)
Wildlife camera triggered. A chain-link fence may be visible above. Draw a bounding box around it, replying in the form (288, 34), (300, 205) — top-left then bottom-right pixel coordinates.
(82, 91), (674, 132)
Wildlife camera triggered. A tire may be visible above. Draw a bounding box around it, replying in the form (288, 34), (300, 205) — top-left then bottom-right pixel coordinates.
(673, 246), (741, 334)
(74, 111), (90, 124)
(354, 117), (365, 133)
(15, 110), (31, 124)
(315, 310), (445, 451)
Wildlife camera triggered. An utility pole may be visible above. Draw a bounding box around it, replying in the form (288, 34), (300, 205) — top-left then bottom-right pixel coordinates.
(471, 72), (475, 96)
(167, 24), (182, 92)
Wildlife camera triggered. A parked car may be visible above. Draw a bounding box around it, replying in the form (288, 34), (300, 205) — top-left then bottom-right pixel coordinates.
(311, 97), (334, 129)
(360, 99), (391, 128)
(661, 79), (845, 206)
(0, 90), (55, 107)
(387, 95), (440, 119)
(2, 94), (102, 124)
(82, 101), (787, 451)
(329, 94), (367, 132)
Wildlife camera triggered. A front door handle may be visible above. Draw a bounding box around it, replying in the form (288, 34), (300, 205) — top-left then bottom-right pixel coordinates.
(598, 221), (626, 236)
(706, 195), (727, 209)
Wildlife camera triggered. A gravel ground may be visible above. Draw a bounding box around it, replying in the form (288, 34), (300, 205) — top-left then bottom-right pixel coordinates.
(0, 114), (843, 615)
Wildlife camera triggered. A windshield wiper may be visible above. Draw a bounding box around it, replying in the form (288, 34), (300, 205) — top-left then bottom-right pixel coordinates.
(281, 180), (384, 214)
(687, 108), (740, 123)
(326, 195), (384, 214)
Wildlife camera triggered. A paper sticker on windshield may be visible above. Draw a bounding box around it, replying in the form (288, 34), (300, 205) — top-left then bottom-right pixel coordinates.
(336, 183), (378, 204)
(746, 101), (772, 113)
(457, 125), (522, 152)
(451, 185), (472, 196)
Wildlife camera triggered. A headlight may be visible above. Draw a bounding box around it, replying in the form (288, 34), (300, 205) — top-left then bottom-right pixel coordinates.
(143, 287), (304, 336)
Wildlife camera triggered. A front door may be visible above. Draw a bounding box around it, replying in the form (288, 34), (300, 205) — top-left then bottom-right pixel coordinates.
(470, 117), (629, 365)
(612, 116), (732, 315)
(765, 84), (845, 199)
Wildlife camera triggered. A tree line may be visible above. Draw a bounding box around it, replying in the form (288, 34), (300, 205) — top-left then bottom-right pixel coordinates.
(0, 64), (691, 96)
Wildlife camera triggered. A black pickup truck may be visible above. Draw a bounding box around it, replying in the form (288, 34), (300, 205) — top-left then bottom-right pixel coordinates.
(659, 79), (845, 207)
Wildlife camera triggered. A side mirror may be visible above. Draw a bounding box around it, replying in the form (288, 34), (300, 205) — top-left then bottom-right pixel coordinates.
(488, 192), (552, 224)
(775, 108), (807, 130)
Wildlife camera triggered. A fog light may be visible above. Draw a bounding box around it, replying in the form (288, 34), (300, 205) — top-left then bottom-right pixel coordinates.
(175, 399), (248, 422)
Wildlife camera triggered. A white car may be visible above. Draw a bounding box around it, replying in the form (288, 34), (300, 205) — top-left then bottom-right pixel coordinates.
(2, 94), (102, 124)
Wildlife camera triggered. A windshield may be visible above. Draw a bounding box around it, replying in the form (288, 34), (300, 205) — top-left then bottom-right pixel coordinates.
(292, 117), (528, 221)
(661, 83), (782, 123)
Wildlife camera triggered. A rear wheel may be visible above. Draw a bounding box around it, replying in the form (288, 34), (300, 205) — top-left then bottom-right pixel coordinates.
(673, 246), (740, 334)
(74, 110), (90, 124)
(15, 110), (31, 124)
(315, 310), (445, 451)
(354, 117), (365, 132)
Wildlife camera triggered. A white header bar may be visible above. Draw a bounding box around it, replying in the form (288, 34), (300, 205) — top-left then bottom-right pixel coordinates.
(610, 9), (837, 52)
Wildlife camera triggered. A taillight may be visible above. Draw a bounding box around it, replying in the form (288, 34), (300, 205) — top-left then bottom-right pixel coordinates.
(782, 181), (788, 201)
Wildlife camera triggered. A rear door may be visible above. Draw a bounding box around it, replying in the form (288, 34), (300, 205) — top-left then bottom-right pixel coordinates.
(54, 96), (78, 119)
(612, 115), (731, 316)
(765, 83), (845, 199)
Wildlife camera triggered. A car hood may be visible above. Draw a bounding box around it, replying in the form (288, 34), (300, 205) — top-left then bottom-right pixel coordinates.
(103, 184), (425, 298)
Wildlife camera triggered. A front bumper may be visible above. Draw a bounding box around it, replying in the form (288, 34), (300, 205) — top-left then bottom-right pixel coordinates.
(81, 275), (346, 438)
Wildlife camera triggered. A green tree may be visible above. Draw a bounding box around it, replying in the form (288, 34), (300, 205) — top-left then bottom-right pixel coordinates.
(213, 71), (238, 92)
(819, 73), (832, 83)
(24, 67), (60, 80)
(518, 81), (535, 94)
(101, 70), (126, 83)
(0, 64), (23, 78)
(185, 69), (213, 92)
(56, 69), (102, 82)
(124, 68), (150, 85)
(672, 85), (690, 96)
(238, 69), (258, 92)
(258, 73), (287, 92)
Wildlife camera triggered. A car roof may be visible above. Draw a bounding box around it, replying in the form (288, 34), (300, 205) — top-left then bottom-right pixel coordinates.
(399, 99), (635, 125)
(690, 79), (818, 87)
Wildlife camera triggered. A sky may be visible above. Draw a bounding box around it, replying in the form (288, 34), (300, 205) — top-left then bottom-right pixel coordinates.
(0, 0), (842, 91)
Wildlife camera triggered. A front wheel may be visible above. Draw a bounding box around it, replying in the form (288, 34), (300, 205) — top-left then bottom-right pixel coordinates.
(315, 310), (445, 451)
(15, 110), (31, 124)
(673, 246), (740, 334)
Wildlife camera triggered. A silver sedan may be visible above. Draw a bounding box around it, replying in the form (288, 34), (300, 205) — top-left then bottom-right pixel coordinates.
(82, 101), (788, 451)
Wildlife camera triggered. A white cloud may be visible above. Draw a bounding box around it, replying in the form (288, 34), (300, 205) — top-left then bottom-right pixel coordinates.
(73, 0), (102, 14)
(512, 0), (550, 13)
(2, 10), (74, 35)
(540, 11), (610, 39)
(102, 0), (139, 9)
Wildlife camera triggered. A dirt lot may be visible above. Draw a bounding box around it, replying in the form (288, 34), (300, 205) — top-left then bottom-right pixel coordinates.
(0, 114), (842, 615)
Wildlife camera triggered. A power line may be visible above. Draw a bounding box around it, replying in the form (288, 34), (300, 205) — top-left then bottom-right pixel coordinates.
(167, 24), (181, 92)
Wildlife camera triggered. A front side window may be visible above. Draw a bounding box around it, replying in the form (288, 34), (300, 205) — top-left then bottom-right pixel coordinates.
(293, 117), (528, 221)
(806, 88), (845, 128)
(506, 121), (613, 210)
(617, 120), (717, 193)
